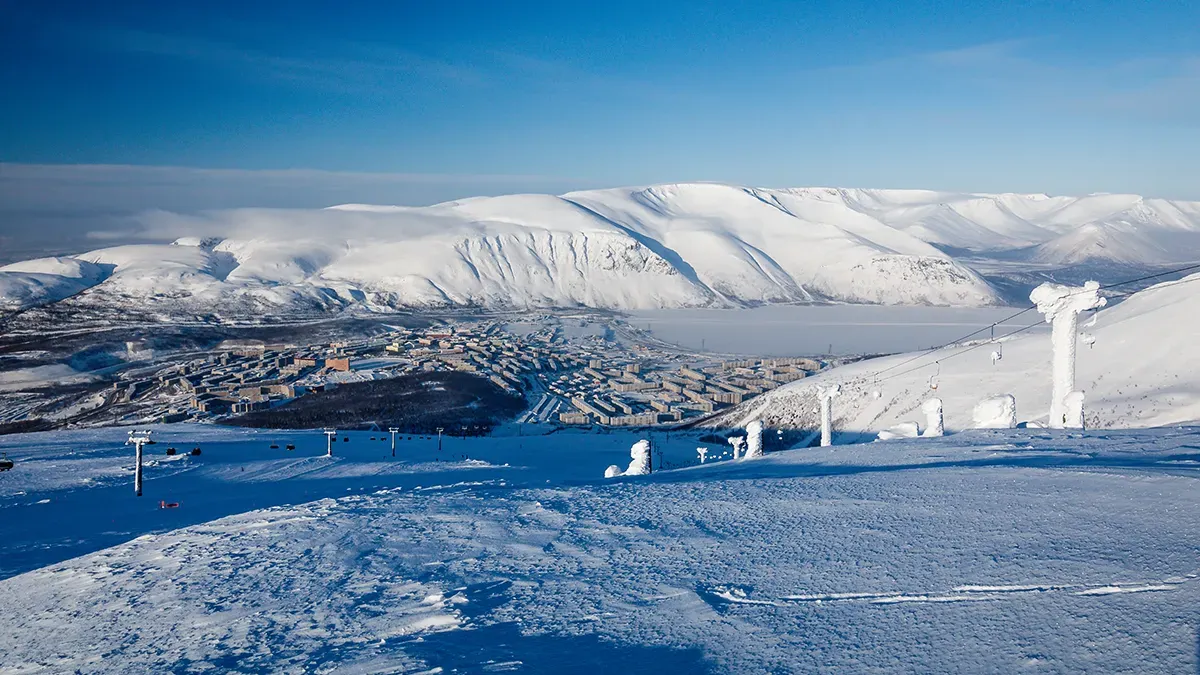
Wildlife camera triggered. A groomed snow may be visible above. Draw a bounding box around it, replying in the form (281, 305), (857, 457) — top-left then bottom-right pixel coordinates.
(1, 424), (1199, 672)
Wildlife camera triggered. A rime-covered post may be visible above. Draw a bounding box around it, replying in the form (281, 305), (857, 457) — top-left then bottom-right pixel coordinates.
(921, 398), (944, 437)
(323, 428), (337, 457)
(744, 420), (764, 459)
(696, 447), (708, 464)
(1030, 281), (1105, 429)
(819, 384), (841, 447)
(1064, 391), (1086, 429)
(389, 427), (399, 458)
(727, 435), (745, 460)
(126, 430), (152, 497)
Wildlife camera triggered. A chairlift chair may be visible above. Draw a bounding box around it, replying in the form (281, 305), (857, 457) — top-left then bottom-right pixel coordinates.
(0, 453), (13, 471)
(928, 362), (941, 391)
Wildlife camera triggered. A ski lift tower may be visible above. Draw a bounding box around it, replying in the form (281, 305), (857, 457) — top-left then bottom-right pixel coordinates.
(126, 430), (152, 496)
(1030, 281), (1106, 428)
(323, 428), (337, 457)
(389, 427), (399, 458)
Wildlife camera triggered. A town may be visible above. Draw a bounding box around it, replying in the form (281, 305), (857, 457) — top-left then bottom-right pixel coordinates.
(81, 318), (829, 429)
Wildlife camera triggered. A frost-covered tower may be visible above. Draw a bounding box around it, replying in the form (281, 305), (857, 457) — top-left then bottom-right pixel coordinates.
(1029, 281), (1105, 429)
(744, 420), (764, 459)
(819, 385), (841, 447)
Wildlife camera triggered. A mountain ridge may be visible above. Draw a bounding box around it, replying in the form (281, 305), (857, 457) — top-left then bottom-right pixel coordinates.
(3, 183), (1199, 315)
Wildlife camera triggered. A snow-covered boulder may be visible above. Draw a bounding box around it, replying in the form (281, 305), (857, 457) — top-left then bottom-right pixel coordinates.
(604, 465), (623, 479)
(972, 395), (1017, 429)
(877, 422), (921, 441)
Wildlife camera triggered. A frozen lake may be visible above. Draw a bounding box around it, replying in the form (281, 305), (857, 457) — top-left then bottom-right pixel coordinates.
(625, 305), (1048, 356)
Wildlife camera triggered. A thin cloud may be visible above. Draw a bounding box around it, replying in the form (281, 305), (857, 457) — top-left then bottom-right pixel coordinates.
(61, 25), (480, 94)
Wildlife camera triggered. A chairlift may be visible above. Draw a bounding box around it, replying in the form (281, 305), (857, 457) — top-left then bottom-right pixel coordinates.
(191, 447), (202, 456)
(285, 444), (295, 451)
(928, 362), (941, 391)
(0, 453), (13, 471)
(166, 447), (177, 456)
(270, 443), (279, 449)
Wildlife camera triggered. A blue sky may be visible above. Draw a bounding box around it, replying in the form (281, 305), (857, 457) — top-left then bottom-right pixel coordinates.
(1, 0), (1198, 237)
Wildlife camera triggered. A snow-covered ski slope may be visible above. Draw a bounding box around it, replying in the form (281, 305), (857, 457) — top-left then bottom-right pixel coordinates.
(718, 272), (1200, 435)
(1, 424), (1199, 672)
(5, 184), (1200, 314)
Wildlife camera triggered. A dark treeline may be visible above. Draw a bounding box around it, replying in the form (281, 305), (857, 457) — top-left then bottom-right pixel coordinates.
(223, 371), (525, 434)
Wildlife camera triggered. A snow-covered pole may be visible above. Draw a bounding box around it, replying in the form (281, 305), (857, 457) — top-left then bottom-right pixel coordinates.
(126, 430), (152, 497)
(389, 427), (399, 458)
(921, 398), (944, 437)
(696, 447), (708, 464)
(727, 436), (745, 460)
(819, 385), (841, 447)
(323, 428), (337, 457)
(1064, 391), (1086, 430)
(1030, 282), (1105, 429)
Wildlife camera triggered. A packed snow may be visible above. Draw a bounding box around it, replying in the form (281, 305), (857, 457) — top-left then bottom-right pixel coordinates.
(8, 183), (1200, 315)
(1, 424), (1199, 672)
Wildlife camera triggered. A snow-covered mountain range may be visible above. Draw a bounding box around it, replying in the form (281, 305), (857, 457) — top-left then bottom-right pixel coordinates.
(716, 271), (1200, 433)
(4, 183), (1200, 314)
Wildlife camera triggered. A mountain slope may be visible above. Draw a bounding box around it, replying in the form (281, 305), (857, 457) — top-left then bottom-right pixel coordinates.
(4, 183), (1200, 316)
(715, 273), (1200, 433)
(0, 184), (1003, 314)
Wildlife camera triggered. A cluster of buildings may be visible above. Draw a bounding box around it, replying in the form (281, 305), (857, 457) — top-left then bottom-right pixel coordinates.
(96, 317), (826, 428)
(552, 356), (820, 426)
(383, 323), (583, 393)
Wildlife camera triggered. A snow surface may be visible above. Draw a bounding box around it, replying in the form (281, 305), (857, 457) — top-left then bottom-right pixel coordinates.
(12, 183), (1199, 315)
(2, 424), (1199, 672)
(720, 273), (1200, 434)
(0, 256), (109, 311)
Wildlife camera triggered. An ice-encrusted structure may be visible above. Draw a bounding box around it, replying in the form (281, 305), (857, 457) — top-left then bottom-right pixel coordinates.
(603, 440), (652, 478)
(1030, 281), (1105, 429)
(819, 385), (841, 447)
(727, 436), (746, 460)
(625, 440), (651, 476)
(921, 398), (944, 437)
(744, 420), (764, 459)
(1065, 391), (1086, 430)
(972, 395), (1018, 429)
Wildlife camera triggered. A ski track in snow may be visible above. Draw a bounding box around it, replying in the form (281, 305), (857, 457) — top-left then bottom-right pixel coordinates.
(2, 425), (1200, 673)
